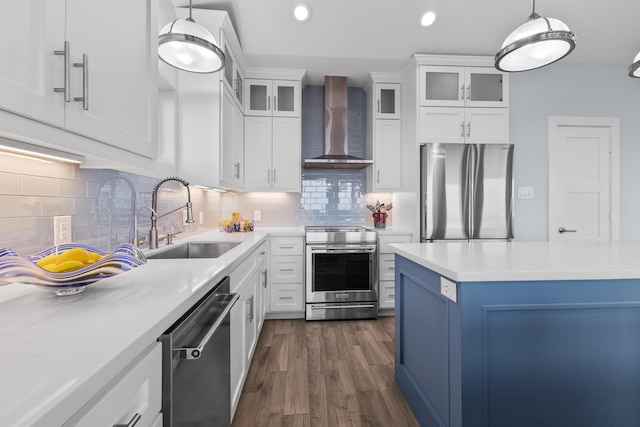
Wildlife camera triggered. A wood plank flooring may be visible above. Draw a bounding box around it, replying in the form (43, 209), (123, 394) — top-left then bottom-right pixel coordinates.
(232, 317), (420, 427)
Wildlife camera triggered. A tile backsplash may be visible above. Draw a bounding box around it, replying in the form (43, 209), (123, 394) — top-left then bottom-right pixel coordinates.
(0, 83), (392, 254)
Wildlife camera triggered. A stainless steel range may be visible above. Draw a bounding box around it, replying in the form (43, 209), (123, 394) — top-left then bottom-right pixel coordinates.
(305, 226), (378, 320)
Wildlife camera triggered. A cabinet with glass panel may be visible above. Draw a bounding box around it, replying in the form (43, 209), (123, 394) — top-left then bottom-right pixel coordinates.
(244, 79), (300, 117)
(419, 65), (508, 108)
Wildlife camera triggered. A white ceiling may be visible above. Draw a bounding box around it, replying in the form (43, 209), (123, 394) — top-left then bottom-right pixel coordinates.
(172, 0), (640, 85)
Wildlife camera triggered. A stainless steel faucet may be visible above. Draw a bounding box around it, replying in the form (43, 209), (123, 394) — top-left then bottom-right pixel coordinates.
(149, 177), (195, 249)
(133, 206), (157, 248)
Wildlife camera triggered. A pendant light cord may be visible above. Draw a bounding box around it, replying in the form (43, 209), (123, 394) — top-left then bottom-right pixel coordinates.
(187, 0), (194, 23)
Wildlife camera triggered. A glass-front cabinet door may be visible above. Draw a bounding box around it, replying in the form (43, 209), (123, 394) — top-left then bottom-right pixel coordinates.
(420, 66), (508, 108)
(244, 79), (300, 117)
(464, 67), (508, 108)
(375, 83), (401, 119)
(273, 81), (300, 117)
(245, 79), (272, 116)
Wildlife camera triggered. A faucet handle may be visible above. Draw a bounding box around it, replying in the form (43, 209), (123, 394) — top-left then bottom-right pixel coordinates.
(166, 231), (181, 245)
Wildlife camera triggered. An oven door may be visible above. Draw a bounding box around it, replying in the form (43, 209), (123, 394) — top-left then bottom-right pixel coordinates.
(305, 244), (378, 304)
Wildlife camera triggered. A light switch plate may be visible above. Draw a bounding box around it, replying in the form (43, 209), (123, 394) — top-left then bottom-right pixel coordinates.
(254, 210), (262, 221)
(440, 277), (457, 303)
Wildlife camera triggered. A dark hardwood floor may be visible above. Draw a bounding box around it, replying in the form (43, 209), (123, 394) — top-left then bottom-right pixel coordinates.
(232, 317), (420, 427)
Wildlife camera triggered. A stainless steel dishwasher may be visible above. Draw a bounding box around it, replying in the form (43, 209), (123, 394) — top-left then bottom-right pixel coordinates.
(160, 276), (238, 427)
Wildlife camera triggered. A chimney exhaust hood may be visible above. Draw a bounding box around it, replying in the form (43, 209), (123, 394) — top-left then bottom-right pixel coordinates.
(304, 76), (373, 169)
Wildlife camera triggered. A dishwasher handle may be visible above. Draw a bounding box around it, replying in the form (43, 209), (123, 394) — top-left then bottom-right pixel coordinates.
(177, 293), (239, 360)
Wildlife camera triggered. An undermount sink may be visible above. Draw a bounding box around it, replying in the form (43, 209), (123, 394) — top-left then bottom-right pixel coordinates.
(147, 242), (241, 259)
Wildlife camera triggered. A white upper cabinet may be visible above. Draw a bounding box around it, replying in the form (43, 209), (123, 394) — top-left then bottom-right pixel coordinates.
(220, 30), (244, 110)
(375, 83), (401, 119)
(419, 66), (508, 108)
(0, 1), (66, 127)
(65, 0), (157, 157)
(366, 76), (402, 192)
(244, 79), (300, 117)
(0, 0), (158, 161)
(419, 106), (509, 144)
(220, 86), (244, 189)
(176, 9), (245, 190)
(244, 116), (300, 192)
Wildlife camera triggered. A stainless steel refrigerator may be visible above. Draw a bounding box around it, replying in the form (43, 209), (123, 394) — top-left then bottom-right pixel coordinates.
(420, 143), (514, 241)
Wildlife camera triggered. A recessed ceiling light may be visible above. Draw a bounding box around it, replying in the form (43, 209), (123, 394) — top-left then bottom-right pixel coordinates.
(419, 11), (437, 28)
(293, 3), (312, 22)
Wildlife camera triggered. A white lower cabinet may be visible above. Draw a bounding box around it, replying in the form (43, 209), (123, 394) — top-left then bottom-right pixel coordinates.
(229, 241), (268, 420)
(268, 237), (304, 315)
(378, 233), (412, 311)
(64, 343), (162, 427)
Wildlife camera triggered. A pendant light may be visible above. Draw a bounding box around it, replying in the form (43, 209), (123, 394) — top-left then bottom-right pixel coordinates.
(495, 0), (576, 72)
(158, 0), (225, 74)
(629, 51), (640, 78)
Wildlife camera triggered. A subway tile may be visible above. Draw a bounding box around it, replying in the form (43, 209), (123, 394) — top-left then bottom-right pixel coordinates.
(0, 195), (42, 217)
(41, 197), (75, 216)
(0, 218), (21, 241)
(59, 179), (88, 198)
(0, 172), (21, 195)
(22, 175), (59, 197)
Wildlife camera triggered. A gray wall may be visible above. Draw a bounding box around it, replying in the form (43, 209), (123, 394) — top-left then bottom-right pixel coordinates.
(510, 63), (640, 241)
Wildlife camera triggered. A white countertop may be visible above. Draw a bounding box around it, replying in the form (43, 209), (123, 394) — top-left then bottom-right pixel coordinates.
(390, 241), (640, 282)
(0, 227), (303, 427)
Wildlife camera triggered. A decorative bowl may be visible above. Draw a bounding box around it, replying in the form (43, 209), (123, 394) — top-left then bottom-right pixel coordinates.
(0, 243), (146, 296)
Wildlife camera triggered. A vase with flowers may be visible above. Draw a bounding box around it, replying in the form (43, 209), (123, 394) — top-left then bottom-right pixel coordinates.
(367, 200), (393, 229)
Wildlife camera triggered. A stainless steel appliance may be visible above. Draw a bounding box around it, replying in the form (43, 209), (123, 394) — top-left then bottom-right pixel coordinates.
(303, 76), (374, 169)
(305, 226), (378, 320)
(160, 276), (239, 427)
(421, 142), (514, 241)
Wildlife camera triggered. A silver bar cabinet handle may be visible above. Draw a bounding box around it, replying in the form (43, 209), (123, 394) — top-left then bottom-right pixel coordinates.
(558, 227), (577, 233)
(466, 84), (471, 100)
(53, 41), (71, 102)
(460, 122), (465, 138)
(273, 169), (276, 183)
(466, 122), (471, 138)
(377, 170), (380, 184)
(234, 162), (240, 179)
(267, 169), (271, 183)
(114, 413), (141, 427)
(73, 54), (89, 110)
(460, 84), (465, 100)
(377, 98), (380, 113)
(267, 95), (270, 111)
(274, 96), (277, 112)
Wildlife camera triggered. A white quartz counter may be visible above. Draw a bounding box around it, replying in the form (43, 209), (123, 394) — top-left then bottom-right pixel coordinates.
(0, 227), (303, 427)
(390, 241), (640, 282)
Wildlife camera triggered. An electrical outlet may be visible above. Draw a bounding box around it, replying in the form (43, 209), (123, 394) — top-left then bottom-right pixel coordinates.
(517, 186), (534, 199)
(440, 277), (457, 303)
(54, 216), (72, 245)
(254, 210), (262, 221)
(199, 211), (204, 225)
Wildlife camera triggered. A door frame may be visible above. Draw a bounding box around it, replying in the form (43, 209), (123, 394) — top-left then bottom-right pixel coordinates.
(548, 116), (620, 241)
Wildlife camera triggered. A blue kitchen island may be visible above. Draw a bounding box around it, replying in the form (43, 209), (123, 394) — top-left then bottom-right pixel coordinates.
(390, 241), (640, 427)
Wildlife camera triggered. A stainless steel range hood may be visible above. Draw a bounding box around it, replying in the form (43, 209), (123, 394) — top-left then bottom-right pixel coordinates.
(304, 76), (373, 169)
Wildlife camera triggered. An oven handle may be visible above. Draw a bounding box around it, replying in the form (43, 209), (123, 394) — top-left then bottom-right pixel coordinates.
(308, 245), (377, 253)
(311, 304), (377, 310)
(177, 293), (239, 360)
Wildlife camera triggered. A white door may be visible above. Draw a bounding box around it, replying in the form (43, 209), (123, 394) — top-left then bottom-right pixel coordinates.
(65, 0), (156, 157)
(548, 117), (620, 241)
(418, 107), (465, 144)
(0, 0), (65, 126)
(244, 116), (272, 190)
(374, 119), (402, 190)
(271, 117), (300, 191)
